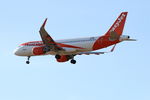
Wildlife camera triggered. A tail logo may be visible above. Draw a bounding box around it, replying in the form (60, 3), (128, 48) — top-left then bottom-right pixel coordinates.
(110, 13), (126, 33)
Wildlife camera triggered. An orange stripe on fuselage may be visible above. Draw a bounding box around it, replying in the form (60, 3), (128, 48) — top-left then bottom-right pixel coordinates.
(56, 43), (85, 49)
(20, 41), (85, 49)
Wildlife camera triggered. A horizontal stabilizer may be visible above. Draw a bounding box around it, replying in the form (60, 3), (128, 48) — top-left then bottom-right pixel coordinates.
(124, 39), (137, 41)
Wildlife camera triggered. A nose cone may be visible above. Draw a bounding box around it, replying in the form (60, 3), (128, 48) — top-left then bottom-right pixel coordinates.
(14, 48), (21, 56)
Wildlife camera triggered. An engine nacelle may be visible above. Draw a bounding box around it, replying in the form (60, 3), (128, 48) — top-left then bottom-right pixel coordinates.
(32, 47), (45, 55)
(119, 35), (130, 41)
(56, 55), (70, 62)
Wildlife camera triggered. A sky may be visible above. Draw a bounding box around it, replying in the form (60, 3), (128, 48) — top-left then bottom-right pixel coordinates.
(0, 0), (150, 100)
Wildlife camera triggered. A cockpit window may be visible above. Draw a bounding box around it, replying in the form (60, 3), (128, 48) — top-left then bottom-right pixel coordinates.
(18, 45), (23, 48)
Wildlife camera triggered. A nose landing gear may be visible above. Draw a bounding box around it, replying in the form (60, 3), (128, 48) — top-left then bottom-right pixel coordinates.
(26, 56), (30, 64)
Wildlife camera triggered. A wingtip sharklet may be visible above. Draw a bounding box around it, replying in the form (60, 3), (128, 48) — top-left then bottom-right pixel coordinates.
(111, 44), (116, 52)
(41, 18), (48, 28)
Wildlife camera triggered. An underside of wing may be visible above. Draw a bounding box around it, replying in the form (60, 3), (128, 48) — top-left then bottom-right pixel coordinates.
(77, 51), (105, 55)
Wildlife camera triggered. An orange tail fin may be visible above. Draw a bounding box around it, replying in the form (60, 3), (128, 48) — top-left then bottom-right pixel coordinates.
(105, 12), (128, 36)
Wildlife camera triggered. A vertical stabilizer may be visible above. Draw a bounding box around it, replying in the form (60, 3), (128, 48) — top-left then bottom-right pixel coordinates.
(104, 12), (128, 36)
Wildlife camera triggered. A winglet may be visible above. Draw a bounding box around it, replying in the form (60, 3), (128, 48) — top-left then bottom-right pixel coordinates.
(41, 18), (48, 28)
(110, 44), (116, 52)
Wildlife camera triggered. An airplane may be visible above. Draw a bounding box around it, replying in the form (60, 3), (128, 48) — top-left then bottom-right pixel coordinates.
(14, 12), (136, 64)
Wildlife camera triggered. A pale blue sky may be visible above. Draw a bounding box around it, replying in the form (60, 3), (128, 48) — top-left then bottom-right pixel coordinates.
(0, 0), (150, 100)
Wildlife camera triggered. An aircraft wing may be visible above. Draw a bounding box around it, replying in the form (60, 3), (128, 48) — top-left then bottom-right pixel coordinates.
(39, 18), (64, 51)
(78, 44), (116, 55)
(78, 51), (105, 55)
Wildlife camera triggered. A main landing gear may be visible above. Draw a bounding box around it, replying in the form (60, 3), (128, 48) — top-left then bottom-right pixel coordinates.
(55, 54), (61, 59)
(26, 56), (30, 64)
(55, 54), (77, 64)
(70, 59), (76, 64)
(69, 55), (76, 64)
(70, 55), (76, 64)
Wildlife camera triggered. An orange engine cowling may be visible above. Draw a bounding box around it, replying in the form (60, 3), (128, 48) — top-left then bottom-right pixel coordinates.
(32, 47), (45, 55)
(56, 55), (70, 62)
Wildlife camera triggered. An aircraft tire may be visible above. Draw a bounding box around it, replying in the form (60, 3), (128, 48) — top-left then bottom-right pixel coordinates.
(70, 59), (76, 64)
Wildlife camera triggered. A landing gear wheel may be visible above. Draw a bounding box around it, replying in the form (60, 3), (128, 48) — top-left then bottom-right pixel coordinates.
(26, 56), (31, 64)
(70, 59), (76, 64)
(55, 55), (61, 59)
(26, 61), (30, 64)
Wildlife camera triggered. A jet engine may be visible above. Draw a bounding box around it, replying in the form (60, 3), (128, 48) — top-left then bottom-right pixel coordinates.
(56, 55), (70, 62)
(32, 47), (45, 55)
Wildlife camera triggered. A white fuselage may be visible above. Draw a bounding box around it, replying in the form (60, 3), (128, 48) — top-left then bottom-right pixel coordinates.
(14, 36), (99, 56)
